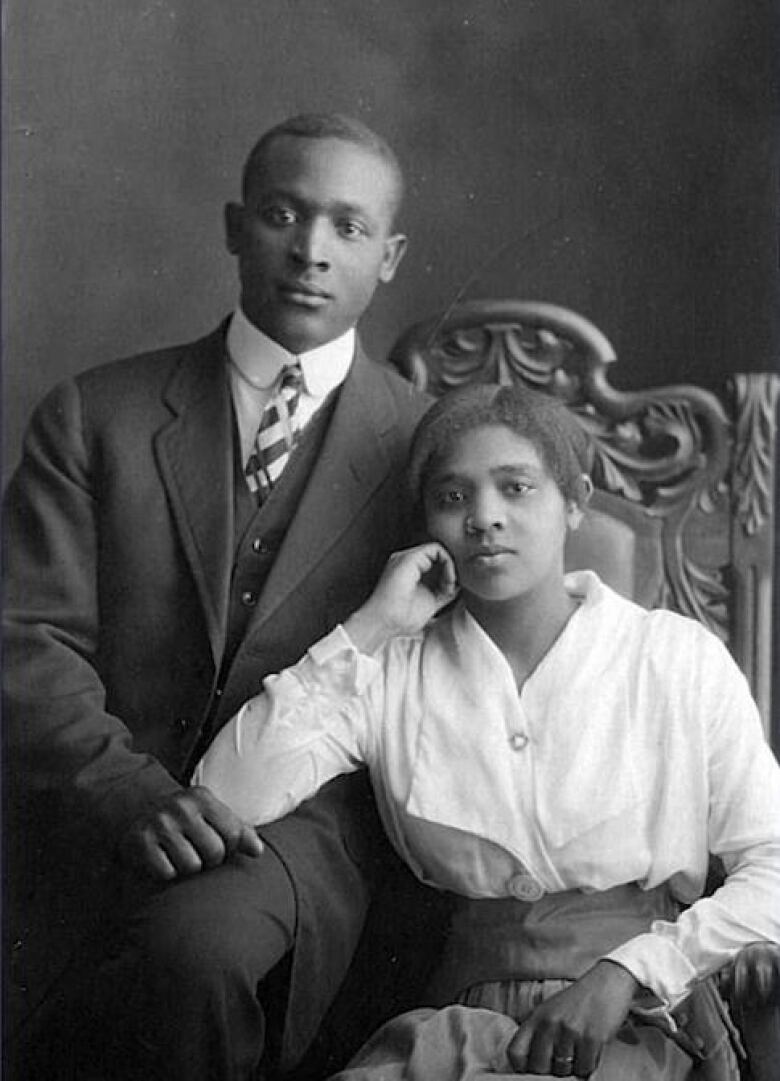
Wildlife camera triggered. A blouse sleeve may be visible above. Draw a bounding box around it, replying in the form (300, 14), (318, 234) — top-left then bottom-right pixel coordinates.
(192, 625), (383, 825)
(604, 632), (780, 1006)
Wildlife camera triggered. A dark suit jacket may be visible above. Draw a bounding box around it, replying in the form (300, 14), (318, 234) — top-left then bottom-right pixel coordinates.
(3, 322), (429, 1067)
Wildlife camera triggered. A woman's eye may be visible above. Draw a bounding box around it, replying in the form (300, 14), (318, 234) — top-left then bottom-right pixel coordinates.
(506, 481), (531, 496)
(438, 489), (466, 506)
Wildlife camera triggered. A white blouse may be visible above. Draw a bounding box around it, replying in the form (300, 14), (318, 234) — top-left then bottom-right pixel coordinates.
(195, 571), (780, 1006)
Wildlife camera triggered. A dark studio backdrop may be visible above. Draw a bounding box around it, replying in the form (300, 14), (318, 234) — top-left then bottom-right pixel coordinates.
(4, 0), (778, 474)
(3, 0), (779, 710)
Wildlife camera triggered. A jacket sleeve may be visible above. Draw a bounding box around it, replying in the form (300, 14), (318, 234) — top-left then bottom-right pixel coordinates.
(3, 379), (182, 844)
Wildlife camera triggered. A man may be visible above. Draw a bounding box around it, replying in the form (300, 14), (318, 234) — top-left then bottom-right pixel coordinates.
(3, 114), (430, 1080)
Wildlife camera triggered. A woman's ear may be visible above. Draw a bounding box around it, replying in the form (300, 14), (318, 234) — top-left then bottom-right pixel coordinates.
(566, 474), (594, 531)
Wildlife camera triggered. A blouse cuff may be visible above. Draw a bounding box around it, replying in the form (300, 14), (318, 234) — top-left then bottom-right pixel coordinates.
(306, 624), (381, 695)
(603, 929), (699, 1007)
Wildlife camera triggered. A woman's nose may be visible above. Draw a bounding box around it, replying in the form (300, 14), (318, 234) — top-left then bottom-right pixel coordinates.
(468, 491), (505, 532)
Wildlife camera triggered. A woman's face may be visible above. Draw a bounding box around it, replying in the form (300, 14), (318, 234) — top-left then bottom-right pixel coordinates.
(423, 424), (584, 606)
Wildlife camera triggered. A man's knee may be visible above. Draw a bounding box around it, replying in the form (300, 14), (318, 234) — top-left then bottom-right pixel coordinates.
(120, 849), (296, 991)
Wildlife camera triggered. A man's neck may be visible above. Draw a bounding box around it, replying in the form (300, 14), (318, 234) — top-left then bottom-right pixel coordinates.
(228, 307), (356, 383)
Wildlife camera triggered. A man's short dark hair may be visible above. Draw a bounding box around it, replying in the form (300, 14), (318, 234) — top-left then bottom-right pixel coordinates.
(241, 112), (405, 222)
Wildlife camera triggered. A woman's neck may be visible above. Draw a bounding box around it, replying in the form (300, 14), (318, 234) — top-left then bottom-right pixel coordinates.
(464, 583), (578, 689)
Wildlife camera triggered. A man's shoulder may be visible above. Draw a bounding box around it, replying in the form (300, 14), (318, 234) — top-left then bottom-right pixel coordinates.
(74, 323), (226, 396)
(21, 324), (227, 451)
(354, 346), (432, 423)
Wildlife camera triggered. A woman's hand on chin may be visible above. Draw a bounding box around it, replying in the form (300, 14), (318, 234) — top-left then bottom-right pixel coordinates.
(344, 542), (459, 653)
(506, 960), (640, 1077)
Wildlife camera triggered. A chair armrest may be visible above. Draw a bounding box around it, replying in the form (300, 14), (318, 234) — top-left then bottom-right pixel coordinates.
(717, 944), (780, 1081)
(718, 942), (780, 1010)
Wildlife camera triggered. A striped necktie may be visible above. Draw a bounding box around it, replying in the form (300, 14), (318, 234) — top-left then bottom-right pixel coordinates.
(245, 363), (303, 503)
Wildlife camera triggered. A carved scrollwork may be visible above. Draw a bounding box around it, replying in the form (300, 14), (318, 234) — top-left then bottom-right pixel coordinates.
(389, 300), (732, 638)
(417, 322), (583, 397)
(731, 373), (779, 538)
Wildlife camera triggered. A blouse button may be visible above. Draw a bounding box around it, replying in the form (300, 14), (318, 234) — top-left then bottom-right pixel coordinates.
(241, 590), (258, 607)
(509, 732), (529, 751)
(251, 537), (268, 554)
(508, 874), (545, 903)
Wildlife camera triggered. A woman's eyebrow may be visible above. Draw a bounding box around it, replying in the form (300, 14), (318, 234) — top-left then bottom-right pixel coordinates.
(492, 461), (543, 475)
(427, 470), (465, 486)
(426, 462), (543, 488)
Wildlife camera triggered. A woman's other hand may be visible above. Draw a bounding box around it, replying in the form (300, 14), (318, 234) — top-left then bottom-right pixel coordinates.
(507, 960), (639, 1077)
(344, 542), (458, 653)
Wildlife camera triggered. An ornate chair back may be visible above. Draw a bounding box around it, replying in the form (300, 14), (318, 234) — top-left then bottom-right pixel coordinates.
(390, 299), (778, 745)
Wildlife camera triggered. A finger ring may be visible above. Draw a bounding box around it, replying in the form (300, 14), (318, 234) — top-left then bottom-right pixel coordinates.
(553, 1055), (574, 1064)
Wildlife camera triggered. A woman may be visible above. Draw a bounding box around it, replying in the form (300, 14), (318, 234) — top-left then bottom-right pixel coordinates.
(195, 385), (780, 1080)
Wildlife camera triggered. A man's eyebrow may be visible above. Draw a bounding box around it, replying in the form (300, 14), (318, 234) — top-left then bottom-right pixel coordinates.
(254, 186), (298, 204)
(257, 188), (375, 218)
(327, 200), (378, 222)
(254, 188), (380, 223)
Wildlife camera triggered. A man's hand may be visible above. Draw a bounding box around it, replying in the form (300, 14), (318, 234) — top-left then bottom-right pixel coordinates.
(118, 785), (264, 881)
(507, 961), (639, 1077)
(344, 542), (459, 653)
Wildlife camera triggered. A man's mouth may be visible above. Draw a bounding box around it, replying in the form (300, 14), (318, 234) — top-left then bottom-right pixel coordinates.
(278, 282), (331, 307)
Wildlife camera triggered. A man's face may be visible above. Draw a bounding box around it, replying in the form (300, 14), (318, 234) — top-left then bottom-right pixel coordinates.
(225, 136), (407, 353)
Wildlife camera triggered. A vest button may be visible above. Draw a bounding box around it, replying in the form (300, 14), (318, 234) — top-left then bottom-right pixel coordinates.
(241, 590), (258, 607)
(508, 874), (544, 903)
(172, 717), (192, 735)
(509, 732), (529, 751)
(251, 537), (268, 554)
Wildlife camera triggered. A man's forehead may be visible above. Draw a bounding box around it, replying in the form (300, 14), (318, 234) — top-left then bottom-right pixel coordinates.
(245, 135), (400, 211)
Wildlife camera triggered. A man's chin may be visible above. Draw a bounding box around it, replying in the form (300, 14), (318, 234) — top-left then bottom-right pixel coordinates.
(248, 308), (341, 354)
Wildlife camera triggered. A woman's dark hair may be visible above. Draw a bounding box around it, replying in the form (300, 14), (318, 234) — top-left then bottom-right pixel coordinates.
(407, 382), (593, 512)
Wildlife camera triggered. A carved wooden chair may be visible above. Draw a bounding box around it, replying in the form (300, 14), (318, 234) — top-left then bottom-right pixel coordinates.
(389, 299), (779, 1081)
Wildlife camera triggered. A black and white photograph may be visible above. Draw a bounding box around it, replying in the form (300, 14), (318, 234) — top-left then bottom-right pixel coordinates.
(3, 3), (779, 1079)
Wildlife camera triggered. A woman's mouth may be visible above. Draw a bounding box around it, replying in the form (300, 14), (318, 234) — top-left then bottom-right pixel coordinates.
(468, 547), (514, 567)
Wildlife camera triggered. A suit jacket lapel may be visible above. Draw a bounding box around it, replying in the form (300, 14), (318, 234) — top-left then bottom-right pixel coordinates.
(249, 346), (397, 632)
(154, 326), (233, 665)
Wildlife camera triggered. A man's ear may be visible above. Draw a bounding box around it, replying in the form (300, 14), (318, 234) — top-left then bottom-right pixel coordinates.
(566, 474), (594, 531)
(378, 233), (408, 284)
(224, 202), (245, 255)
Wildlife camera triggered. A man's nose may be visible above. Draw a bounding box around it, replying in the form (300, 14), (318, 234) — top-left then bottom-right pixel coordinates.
(290, 218), (330, 270)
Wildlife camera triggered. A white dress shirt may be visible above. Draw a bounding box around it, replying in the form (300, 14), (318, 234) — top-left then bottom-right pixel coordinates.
(195, 571), (780, 1006)
(225, 307), (355, 466)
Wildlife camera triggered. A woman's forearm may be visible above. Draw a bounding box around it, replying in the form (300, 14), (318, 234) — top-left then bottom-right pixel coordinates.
(604, 842), (780, 1005)
(193, 625), (380, 824)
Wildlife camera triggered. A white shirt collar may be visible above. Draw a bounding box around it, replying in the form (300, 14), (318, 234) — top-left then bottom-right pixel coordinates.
(226, 307), (355, 400)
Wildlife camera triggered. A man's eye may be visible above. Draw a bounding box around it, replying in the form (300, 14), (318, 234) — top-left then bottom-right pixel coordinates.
(263, 206), (297, 227)
(505, 481), (531, 496)
(338, 220), (367, 239)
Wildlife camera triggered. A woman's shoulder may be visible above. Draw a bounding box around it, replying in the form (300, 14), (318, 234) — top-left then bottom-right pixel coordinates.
(638, 599), (730, 663)
(574, 570), (734, 669)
